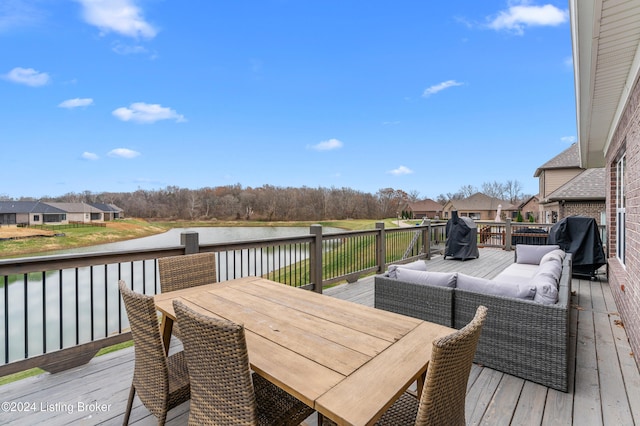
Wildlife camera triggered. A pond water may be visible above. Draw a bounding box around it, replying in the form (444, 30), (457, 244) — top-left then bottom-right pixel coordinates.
(54, 226), (339, 254)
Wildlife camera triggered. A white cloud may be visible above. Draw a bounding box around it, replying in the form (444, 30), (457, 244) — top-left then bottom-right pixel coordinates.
(387, 165), (414, 176)
(488, 2), (568, 35)
(108, 148), (141, 159)
(59, 98), (94, 108)
(309, 138), (343, 151)
(75, 0), (157, 39)
(112, 42), (148, 55)
(112, 102), (186, 123)
(82, 152), (99, 160)
(422, 80), (464, 97)
(3, 67), (50, 87)
(561, 136), (576, 144)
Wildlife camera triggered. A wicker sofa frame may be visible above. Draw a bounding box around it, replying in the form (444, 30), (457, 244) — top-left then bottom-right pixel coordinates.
(374, 254), (572, 392)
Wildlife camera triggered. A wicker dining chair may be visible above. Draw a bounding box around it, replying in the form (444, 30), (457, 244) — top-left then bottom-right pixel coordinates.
(173, 299), (315, 426)
(323, 305), (487, 426)
(119, 280), (190, 426)
(158, 252), (217, 340)
(158, 252), (217, 293)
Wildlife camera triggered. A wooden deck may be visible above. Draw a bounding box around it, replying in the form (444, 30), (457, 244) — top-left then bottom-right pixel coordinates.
(1, 248), (639, 425)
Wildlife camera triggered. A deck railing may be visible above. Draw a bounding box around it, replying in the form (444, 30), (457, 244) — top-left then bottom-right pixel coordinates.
(0, 222), (448, 376)
(0, 219), (605, 377)
(476, 219), (607, 252)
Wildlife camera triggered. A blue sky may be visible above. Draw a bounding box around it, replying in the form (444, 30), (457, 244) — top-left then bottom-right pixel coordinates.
(1, 0), (576, 200)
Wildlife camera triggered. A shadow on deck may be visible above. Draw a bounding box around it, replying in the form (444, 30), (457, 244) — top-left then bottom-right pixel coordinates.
(0, 248), (639, 425)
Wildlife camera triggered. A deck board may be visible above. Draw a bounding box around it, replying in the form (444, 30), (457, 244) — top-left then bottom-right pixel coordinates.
(0, 248), (639, 425)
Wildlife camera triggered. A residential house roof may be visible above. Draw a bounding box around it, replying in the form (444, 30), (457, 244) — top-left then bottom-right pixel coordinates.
(534, 143), (581, 177)
(518, 195), (540, 210)
(446, 193), (516, 211)
(45, 202), (104, 213)
(545, 168), (605, 202)
(90, 203), (123, 213)
(0, 201), (67, 214)
(408, 199), (443, 212)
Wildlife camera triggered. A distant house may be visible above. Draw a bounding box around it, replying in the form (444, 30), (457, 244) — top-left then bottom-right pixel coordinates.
(406, 199), (443, 219)
(534, 143), (605, 224)
(0, 201), (68, 225)
(518, 195), (540, 222)
(89, 203), (124, 221)
(442, 193), (516, 221)
(534, 143), (583, 200)
(0, 201), (124, 226)
(542, 168), (605, 225)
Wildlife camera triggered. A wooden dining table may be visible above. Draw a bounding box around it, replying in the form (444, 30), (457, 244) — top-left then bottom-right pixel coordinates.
(153, 276), (455, 425)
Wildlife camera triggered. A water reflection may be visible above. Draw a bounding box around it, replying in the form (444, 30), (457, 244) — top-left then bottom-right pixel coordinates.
(54, 226), (330, 254)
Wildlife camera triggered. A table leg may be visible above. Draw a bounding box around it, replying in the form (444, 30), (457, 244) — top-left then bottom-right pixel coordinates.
(416, 371), (426, 400)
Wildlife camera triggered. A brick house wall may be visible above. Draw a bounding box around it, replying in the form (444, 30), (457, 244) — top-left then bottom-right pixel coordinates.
(559, 201), (605, 225)
(606, 72), (640, 368)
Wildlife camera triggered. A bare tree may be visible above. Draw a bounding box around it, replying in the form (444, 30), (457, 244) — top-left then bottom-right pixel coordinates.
(458, 185), (477, 198)
(481, 181), (506, 199)
(504, 180), (523, 203)
(407, 190), (421, 202)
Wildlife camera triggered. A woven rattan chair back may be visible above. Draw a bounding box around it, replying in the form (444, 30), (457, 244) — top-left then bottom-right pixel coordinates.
(173, 299), (257, 425)
(415, 305), (487, 426)
(119, 280), (190, 425)
(173, 299), (314, 426)
(158, 252), (217, 293)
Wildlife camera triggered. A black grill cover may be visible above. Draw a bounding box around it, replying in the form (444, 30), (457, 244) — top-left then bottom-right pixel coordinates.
(444, 211), (479, 260)
(548, 215), (606, 277)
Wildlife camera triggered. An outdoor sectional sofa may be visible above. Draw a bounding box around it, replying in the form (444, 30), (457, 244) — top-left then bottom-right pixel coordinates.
(374, 245), (573, 392)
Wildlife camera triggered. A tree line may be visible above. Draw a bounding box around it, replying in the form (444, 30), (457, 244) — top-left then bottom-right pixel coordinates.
(3, 180), (529, 222)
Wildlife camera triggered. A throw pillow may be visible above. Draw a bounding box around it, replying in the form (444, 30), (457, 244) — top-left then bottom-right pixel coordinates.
(531, 273), (559, 305)
(399, 260), (428, 271)
(457, 273), (536, 300)
(386, 260), (427, 278)
(516, 244), (561, 265)
(394, 268), (457, 288)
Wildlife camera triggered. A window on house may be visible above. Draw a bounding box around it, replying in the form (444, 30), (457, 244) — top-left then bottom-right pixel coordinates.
(33, 215), (39, 221)
(617, 153), (626, 265)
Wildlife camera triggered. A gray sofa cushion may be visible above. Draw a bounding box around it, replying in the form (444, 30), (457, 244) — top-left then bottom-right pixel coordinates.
(493, 263), (539, 282)
(536, 260), (563, 282)
(394, 268), (457, 288)
(457, 273), (536, 300)
(540, 249), (566, 265)
(515, 244), (561, 265)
